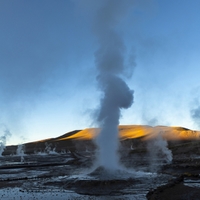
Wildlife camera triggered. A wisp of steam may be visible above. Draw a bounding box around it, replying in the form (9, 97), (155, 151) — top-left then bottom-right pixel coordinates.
(94, 0), (134, 170)
(147, 133), (172, 172)
(16, 144), (25, 162)
(191, 103), (200, 128)
(0, 126), (11, 156)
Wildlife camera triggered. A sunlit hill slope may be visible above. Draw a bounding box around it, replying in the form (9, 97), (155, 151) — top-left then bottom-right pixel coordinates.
(5, 125), (200, 155)
(57, 125), (200, 141)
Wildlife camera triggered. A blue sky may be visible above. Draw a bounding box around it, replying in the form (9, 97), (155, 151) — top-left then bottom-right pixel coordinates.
(1, 0), (200, 145)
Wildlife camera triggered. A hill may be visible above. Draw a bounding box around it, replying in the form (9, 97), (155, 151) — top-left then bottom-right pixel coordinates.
(4, 125), (200, 155)
(56, 125), (200, 141)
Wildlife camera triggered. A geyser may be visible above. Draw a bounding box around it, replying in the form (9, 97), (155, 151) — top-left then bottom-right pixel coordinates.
(93, 0), (134, 170)
(96, 76), (133, 170)
(16, 144), (25, 162)
(0, 126), (11, 156)
(147, 133), (172, 172)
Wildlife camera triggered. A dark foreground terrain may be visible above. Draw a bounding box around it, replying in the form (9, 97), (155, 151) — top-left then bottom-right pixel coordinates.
(1, 132), (200, 199)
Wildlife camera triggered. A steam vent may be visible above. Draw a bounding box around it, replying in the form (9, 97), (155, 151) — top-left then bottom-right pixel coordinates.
(0, 0), (200, 199)
(0, 125), (200, 199)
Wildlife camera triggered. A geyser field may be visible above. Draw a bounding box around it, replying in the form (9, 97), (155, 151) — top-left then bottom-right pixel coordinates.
(0, 125), (200, 199)
(1, 0), (200, 199)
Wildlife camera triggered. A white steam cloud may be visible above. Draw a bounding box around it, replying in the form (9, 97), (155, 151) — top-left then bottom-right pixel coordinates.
(0, 125), (11, 156)
(191, 100), (200, 128)
(147, 133), (172, 172)
(93, 0), (134, 170)
(16, 144), (25, 162)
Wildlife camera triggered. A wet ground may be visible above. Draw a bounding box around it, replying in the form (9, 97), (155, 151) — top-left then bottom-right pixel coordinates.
(0, 152), (171, 200)
(1, 139), (200, 199)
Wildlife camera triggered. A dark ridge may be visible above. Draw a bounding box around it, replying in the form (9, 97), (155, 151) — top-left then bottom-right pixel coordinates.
(54, 130), (81, 140)
(4, 130), (82, 155)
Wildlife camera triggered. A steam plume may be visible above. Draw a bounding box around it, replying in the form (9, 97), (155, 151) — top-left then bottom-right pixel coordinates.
(147, 133), (172, 172)
(94, 0), (134, 170)
(16, 144), (25, 162)
(0, 125), (11, 156)
(191, 104), (200, 128)
(16, 136), (26, 162)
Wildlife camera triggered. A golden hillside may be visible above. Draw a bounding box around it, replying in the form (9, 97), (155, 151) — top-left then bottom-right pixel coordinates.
(57, 125), (200, 141)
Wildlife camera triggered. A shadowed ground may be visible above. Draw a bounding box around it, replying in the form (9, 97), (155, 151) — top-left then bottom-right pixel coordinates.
(1, 125), (200, 199)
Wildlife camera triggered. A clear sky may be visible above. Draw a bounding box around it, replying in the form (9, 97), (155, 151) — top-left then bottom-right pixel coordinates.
(1, 0), (200, 145)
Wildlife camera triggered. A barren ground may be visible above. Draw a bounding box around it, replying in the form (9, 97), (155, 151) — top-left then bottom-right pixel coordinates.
(1, 132), (200, 199)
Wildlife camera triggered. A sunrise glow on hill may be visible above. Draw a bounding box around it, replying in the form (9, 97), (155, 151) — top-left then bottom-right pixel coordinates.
(57, 125), (200, 141)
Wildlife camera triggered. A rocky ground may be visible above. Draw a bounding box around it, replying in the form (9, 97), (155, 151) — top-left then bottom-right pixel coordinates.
(1, 134), (200, 199)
